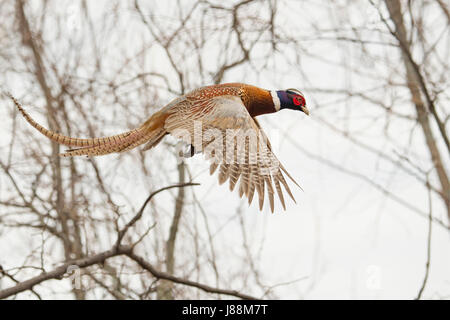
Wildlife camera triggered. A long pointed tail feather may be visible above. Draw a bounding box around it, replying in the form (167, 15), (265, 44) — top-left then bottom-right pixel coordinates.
(60, 128), (147, 157)
(60, 128), (166, 157)
(9, 94), (167, 157)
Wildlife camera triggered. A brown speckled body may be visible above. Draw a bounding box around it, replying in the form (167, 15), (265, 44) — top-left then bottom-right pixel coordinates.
(187, 83), (276, 118)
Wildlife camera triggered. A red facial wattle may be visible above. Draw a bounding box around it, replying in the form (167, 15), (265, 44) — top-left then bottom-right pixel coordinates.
(276, 90), (308, 114)
(293, 95), (305, 107)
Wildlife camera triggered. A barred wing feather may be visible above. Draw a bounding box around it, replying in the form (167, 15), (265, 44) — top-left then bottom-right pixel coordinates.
(164, 95), (299, 212)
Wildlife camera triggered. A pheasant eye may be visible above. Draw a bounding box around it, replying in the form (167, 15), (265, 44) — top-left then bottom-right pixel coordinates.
(293, 95), (303, 106)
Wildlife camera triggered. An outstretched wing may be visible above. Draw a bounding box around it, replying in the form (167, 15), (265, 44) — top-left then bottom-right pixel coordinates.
(164, 95), (300, 212)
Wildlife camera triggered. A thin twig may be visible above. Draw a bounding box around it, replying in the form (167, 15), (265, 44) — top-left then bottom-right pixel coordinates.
(416, 174), (433, 299)
(115, 182), (199, 247)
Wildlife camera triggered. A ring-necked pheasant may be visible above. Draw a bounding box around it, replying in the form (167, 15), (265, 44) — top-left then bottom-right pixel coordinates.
(9, 83), (309, 212)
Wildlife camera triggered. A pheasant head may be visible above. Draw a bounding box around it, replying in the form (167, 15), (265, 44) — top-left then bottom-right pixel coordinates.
(273, 88), (309, 115)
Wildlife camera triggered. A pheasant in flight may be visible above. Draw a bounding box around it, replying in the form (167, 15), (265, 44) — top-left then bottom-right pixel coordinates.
(10, 83), (309, 212)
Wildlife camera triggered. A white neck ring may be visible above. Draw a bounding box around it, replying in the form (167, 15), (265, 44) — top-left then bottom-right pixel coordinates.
(270, 91), (281, 111)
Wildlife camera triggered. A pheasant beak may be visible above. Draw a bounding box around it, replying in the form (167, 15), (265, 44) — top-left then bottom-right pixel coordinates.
(301, 105), (310, 116)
